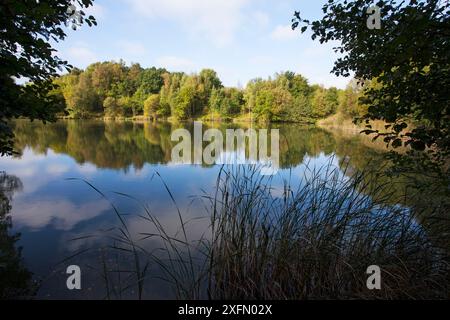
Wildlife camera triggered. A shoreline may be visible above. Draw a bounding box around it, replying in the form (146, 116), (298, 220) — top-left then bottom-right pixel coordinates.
(57, 112), (319, 125)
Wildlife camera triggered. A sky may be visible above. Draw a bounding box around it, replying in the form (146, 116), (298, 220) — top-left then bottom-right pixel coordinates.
(53, 0), (350, 89)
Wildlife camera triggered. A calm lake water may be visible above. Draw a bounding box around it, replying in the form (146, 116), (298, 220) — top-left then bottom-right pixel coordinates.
(1, 120), (386, 299)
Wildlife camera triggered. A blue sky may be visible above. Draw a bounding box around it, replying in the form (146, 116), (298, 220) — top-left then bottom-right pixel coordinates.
(54, 0), (350, 89)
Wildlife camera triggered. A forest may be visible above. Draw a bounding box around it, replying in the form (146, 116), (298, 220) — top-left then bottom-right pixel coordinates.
(49, 61), (366, 123)
(1, 0), (449, 301)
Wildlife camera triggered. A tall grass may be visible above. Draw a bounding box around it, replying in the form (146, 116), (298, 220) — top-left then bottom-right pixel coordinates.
(72, 160), (449, 299)
(204, 164), (449, 299)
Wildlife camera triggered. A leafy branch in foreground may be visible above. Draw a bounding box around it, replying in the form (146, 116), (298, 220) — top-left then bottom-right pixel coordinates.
(292, 0), (450, 182)
(0, 0), (97, 155)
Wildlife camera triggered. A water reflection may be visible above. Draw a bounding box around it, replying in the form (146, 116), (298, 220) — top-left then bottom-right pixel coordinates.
(3, 120), (445, 299)
(0, 172), (37, 299)
(12, 120), (384, 171)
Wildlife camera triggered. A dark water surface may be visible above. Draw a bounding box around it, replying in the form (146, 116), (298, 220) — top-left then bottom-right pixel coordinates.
(0, 120), (386, 299)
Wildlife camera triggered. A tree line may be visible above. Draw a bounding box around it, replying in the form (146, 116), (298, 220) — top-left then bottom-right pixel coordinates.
(50, 61), (364, 123)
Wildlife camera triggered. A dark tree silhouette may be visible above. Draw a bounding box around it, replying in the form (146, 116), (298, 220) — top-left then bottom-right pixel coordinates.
(0, 0), (96, 155)
(0, 172), (37, 299)
(292, 0), (450, 182)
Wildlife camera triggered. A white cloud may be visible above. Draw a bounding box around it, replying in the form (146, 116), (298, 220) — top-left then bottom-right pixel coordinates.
(296, 63), (349, 89)
(270, 24), (297, 41)
(116, 40), (147, 59)
(77, 163), (98, 175)
(252, 11), (270, 28)
(301, 40), (341, 58)
(12, 199), (111, 231)
(295, 40), (350, 89)
(313, 74), (349, 89)
(156, 56), (195, 71)
(46, 163), (70, 175)
(249, 55), (274, 65)
(86, 3), (106, 20)
(65, 45), (97, 67)
(125, 0), (251, 47)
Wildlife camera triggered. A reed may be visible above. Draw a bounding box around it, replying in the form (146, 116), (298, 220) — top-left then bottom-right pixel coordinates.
(203, 163), (449, 299)
(74, 160), (449, 299)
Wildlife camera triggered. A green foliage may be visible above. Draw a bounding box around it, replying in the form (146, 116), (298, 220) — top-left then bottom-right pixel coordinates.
(243, 78), (264, 114)
(123, 63), (144, 96)
(254, 87), (292, 122)
(209, 87), (243, 117)
(199, 69), (223, 92)
(198, 69), (223, 108)
(0, 0), (96, 155)
(138, 67), (167, 95)
(276, 71), (311, 98)
(254, 89), (275, 121)
(70, 73), (100, 118)
(223, 88), (244, 116)
(117, 96), (134, 117)
(173, 80), (200, 120)
(160, 72), (184, 117)
(103, 95), (135, 118)
(292, 0), (450, 177)
(338, 80), (367, 118)
(286, 94), (313, 122)
(209, 88), (225, 112)
(311, 87), (328, 118)
(51, 62), (349, 123)
(243, 73), (339, 122)
(131, 86), (148, 115)
(311, 86), (338, 118)
(89, 61), (127, 99)
(144, 94), (161, 119)
(103, 96), (119, 118)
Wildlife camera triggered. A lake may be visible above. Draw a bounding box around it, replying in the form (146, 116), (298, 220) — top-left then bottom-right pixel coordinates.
(0, 119), (395, 299)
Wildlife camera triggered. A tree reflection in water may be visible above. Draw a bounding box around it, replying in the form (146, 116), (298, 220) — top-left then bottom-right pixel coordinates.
(0, 172), (37, 299)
